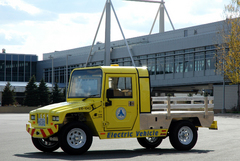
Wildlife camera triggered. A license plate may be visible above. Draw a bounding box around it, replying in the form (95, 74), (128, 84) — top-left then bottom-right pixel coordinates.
(38, 118), (45, 126)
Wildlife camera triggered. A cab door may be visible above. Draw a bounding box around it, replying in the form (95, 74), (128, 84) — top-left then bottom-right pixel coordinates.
(104, 74), (138, 130)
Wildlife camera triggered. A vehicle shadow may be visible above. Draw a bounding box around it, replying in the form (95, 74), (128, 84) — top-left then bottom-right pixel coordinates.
(14, 148), (213, 160)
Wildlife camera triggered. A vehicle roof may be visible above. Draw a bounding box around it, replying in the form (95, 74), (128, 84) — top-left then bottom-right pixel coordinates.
(73, 66), (149, 77)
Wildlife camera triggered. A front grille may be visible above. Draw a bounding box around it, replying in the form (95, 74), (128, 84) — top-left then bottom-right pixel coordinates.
(37, 113), (48, 126)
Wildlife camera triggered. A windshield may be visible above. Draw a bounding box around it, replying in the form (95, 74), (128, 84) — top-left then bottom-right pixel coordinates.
(68, 68), (102, 98)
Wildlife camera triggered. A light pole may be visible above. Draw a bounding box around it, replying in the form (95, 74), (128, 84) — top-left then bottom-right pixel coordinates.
(49, 55), (54, 89)
(66, 54), (71, 100)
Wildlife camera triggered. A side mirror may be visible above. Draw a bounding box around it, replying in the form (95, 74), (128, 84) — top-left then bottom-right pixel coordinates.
(107, 88), (114, 99)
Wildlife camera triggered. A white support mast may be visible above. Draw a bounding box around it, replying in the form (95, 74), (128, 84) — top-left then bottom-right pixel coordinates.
(85, 0), (135, 67)
(126, 0), (175, 34)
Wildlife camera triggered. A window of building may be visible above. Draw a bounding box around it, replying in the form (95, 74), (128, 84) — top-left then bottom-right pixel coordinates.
(156, 53), (165, 57)
(6, 57), (11, 81)
(111, 59), (118, 64)
(25, 62), (31, 81)
(175, 50), (184, 55)
(139, 59), (147, 67)
(54, 67), (59, 83)
(32, 62), (37, 78)
(49, 68), (52, 83)
(148, 54), (155, 58)
(95, 61), (104, 66)
(12, 55), (18, 81)
(194, 29), (198, 35)
(60, 67), (64, 83)
(195, 52), (205, 71)
(184, 30), (188, 37)
(206, 51), (216, 70)
(124, 57), (131, 66)
(44, 69), (49, 82)
(166, 51), (174, 55)
(124, 61), (131, 66)
(165, 56), (174, 74)
(156, 57), (164, 74)
(184, 54), (194, 72)
(134, 56), (141, 67)
(148, 58), (155, 75)
(195, 47), (205, 51)
(0, 60), (4, 81)
(185, 48), (194, 53)
(175, 55), (183, 73)
(206, 45), (216, 50)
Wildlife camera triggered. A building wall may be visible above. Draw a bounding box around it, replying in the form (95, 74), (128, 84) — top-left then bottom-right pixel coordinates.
(37, 20), (226, 92)
(214, 85), (238, 110)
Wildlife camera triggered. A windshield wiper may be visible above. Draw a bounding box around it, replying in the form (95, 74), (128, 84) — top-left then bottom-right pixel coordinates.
(82, 94), (100, 101)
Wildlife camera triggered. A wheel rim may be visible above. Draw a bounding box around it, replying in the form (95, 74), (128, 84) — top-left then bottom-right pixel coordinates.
(178, 126), (193, 145)
(67, 128), (87, 149)
(38, 139), (58, 148)
(146, 137), (158, 143)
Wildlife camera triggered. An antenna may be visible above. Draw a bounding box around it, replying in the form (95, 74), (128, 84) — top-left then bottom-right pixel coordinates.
(125, 0), (175, 34)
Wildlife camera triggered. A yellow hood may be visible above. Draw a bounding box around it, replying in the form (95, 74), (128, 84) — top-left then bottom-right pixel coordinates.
(30, 101), (96, 114)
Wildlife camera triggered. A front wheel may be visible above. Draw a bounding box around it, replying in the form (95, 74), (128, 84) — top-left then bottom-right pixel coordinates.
(169, 121), (198, 151)
(137, 137), (162, 149)
(59, 122), (92, 155)
(32, 137), (59, 152)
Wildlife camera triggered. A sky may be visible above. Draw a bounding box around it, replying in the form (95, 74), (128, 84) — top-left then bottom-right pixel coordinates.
(0, 0), (228, 60)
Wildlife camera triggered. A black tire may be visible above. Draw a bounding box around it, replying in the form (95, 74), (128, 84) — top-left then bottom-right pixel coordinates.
(59, 122), (93, 155)
(137, 137), (162, 149)
(169, 121), (198, 151)
(32, 137), (59, 152)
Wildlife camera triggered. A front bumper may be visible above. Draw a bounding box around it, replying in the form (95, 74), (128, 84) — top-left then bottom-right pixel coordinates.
(26, 124), (59, 138)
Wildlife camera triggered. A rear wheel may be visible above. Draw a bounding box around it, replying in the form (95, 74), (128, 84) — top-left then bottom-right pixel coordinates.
(169, 121), (198, 151)
(32, 137), (59, 152)
(137, 137), (162, 149)
(59, 122), (92, 155)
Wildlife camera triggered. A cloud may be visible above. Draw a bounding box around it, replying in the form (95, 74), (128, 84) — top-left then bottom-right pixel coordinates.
(0, 30), (27, 45)
(0, 0), (227, 60)
(23, 0), (124, 14)
(0, 5), (58, 23)
(0, 0), (41, 15)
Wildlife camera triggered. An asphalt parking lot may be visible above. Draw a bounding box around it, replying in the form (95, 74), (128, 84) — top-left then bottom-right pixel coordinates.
(0, 114), (240, 161)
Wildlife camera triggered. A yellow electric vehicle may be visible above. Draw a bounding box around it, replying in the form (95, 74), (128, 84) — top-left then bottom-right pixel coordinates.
(26, 65), (217, 154)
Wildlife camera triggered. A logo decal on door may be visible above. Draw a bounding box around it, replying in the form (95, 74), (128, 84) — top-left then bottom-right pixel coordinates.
(116, 107), (126, 120)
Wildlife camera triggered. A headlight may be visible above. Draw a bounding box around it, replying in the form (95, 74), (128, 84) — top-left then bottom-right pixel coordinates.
(52, 116), (59, 121)
(31, 115), (35, 120)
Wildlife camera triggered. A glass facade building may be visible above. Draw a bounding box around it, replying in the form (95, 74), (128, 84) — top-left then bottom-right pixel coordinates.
(0, 54), (38, 82)
(42, 45), (217, 84)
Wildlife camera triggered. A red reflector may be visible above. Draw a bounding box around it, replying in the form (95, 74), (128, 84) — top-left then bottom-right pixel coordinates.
(162, 130), (166, 132)
(100, 133), (105, 135)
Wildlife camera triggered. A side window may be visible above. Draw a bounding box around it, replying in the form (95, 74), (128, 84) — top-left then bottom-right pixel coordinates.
(108, 77), (132, 98)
